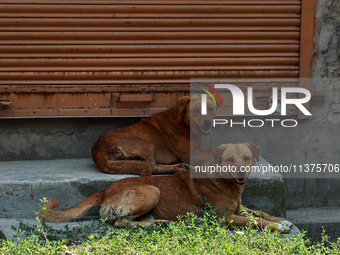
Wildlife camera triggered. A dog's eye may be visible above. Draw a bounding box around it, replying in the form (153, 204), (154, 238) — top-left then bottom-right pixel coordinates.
(227, 158), (234, 163)
(193, 109), (200, 114)
(244, 156), (250, 161)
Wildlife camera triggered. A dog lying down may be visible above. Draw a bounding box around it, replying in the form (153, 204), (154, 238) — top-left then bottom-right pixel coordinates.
(92, 95), (217, 175)
(43, 143), (293, 233)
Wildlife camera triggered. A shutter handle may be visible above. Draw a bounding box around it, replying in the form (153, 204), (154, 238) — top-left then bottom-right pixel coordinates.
(118, 94), (154, 102)
(0, 100), (11, 106)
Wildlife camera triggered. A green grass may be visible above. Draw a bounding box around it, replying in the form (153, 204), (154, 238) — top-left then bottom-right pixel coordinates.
(1, 202), (339, 255)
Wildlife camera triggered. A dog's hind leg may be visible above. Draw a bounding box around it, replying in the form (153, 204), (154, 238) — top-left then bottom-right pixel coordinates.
(99, 185), (161, 226)
(93, 146), (154, 175)
(94, 144), (187, 175)
(104, 160), (153, 176)
(151, 163), (189, 174)
(95, 151), (185, 175)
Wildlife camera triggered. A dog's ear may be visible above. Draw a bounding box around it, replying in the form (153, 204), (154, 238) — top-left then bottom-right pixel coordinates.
(246, 144), (260, 162)
(177, 96), (190, 114)
(212, 145), (226, 163)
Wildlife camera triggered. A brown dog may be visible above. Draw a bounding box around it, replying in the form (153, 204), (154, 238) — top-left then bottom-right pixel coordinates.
(44, 143), (293, 233)
(92, 95), (217, 175)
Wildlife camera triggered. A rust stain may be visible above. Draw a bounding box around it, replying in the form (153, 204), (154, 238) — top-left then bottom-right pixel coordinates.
(31, 184), (34, 200)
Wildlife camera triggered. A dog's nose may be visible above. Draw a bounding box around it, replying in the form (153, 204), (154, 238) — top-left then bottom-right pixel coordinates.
(204, 119), (211, 128)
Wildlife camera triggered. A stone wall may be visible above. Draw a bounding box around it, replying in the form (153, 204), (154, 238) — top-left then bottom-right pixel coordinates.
(0, 118), (139, 161)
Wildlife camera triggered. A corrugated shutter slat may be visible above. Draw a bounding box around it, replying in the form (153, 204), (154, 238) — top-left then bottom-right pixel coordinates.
(0, 0), (313, 117)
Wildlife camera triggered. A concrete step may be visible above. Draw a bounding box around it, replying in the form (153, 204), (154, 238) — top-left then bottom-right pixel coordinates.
(0, 217), (300, 240)
(0, 158), (286, 219)
(0, 158), (286, 239)
(0, 218), (103, 240)
(286, 207), (340, 242)
(0, 158), (135, 219)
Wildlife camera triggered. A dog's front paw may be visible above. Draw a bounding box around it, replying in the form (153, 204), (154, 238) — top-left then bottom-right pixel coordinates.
(281, 220), (293, 229)
(275, 223), (290, 234)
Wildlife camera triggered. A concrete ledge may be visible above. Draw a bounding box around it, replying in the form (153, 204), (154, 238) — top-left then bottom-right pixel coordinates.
(0, 218), (103, 240)
(287, 207), (340, 242)
(0, 158), (285, 219)
(0, 218), (300, 240)
(0, 158), (135, 218)
(243, 157), (286, 217)
(243, 175), (285, 217)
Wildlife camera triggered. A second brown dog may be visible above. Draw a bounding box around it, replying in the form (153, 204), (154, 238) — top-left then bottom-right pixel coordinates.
(92, 96), (217, 175)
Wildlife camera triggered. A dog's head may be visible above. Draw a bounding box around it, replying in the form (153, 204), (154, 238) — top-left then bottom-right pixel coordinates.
(212, 143), (260, 185)
(177, 95), (217, 136)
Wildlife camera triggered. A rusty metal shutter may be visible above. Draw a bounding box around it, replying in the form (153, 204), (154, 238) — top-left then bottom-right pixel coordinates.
(0, 0), (314, 118)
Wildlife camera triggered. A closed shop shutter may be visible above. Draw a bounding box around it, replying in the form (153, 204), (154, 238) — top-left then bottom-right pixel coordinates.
(0, 0), (314, 118)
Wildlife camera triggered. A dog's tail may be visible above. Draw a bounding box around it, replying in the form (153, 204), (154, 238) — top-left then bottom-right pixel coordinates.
(43, 192), (103, 223)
